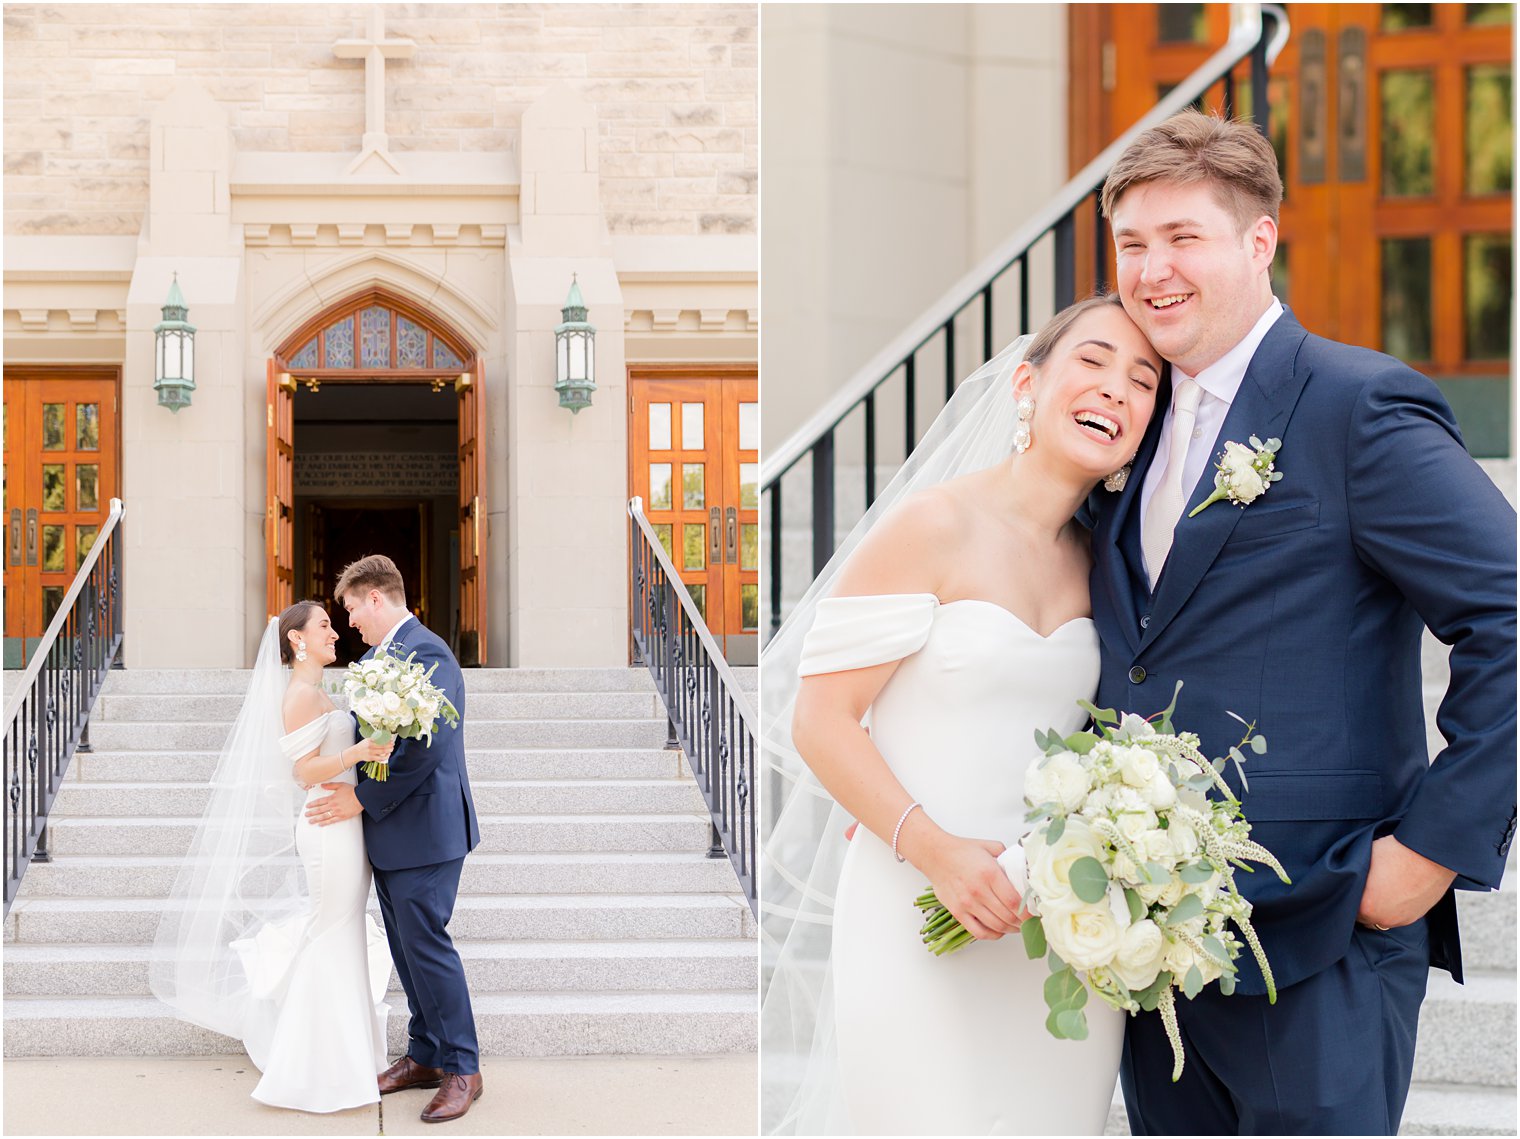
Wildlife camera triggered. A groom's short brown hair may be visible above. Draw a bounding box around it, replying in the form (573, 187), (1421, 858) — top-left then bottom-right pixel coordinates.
(1101, 109), (1282, 233)
(334, 554), (406, 606)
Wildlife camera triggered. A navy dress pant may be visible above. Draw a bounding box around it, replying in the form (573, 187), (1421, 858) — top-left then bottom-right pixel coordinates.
(373, 856), (480, 1075)
(1121, 919), (1429, 1135)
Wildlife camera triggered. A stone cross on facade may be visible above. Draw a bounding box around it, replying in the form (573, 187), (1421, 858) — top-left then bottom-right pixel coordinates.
(333, 6), (414, 174)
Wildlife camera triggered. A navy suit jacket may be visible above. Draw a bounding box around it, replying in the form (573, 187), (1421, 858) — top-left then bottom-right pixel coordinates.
(353, 617), (482, 872)
(1088, 310), (1516, 995)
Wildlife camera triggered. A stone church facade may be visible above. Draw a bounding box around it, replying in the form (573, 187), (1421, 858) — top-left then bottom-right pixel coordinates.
(3, 3), (758, 669)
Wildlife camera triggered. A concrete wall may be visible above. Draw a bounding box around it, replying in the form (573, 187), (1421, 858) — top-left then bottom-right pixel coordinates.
(761, 3), (1067, 452)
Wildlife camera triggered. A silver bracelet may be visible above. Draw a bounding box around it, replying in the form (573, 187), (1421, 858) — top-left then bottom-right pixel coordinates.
(891, 801), (923, 863)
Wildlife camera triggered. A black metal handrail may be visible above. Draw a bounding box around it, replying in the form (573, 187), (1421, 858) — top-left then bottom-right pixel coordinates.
(762, 4), (1288, 636)
(4, 497), (126, 915)
(628, 497), (757, 915)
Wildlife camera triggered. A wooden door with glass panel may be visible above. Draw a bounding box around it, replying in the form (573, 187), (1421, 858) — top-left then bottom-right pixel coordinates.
(1069, 3), (1513, 455)
(629, 367), (760, 664)
(3, 370), (119, 668)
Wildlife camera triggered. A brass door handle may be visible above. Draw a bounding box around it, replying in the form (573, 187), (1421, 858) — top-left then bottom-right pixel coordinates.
(26, 508), (37, 566)
(9, 508), (20, 566)
(725, 507), (738, 564)
(709, 506), (721, 566)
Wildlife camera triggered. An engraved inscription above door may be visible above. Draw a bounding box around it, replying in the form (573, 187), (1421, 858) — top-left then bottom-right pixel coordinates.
(3, 370), (119, 668)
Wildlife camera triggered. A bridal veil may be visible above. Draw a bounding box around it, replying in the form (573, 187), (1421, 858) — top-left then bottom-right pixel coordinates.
(760, 336), (1033, 1133)
(149, 617), (308, 1039)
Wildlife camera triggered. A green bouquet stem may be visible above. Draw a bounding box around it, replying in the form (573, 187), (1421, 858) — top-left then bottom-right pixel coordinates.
(916, 891), (979, 956)
(361, 760), (389, 782)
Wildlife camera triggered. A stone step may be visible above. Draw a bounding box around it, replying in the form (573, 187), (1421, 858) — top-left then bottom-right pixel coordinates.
(52, 779), (707, 818)
(1412, 970), (1516, 1089)
(1102, 1079), (1518, 1135)
(66, 747), (687, 783)
(19, 851), (740, 899)
(97, 668), (660, 696)
(1456, 879), (1516, 973)
(4, 939), (757, 998)
(40, 814), (714, 857)
(84, 718), (674, 751)
(92, 691), (666, 722)
(6, 894), (751, 946)
(2, 990), (756, 1057)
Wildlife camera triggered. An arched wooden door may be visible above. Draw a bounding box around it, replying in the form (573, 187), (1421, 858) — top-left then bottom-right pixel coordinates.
(266, 289), (487, 663)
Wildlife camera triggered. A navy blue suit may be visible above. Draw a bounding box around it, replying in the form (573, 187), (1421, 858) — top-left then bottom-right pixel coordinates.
(1089, 311), (1516, 1133)
(354, 617), (481, 1075)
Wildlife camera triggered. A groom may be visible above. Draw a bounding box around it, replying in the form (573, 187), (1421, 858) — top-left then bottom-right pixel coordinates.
(307, 553), (484, 1123)
(1088, 111), (1515, 1134)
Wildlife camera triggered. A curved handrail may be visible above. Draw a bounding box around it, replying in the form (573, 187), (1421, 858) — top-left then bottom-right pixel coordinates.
(762, 3), (1289, 488)
(3, 498), (125, 730)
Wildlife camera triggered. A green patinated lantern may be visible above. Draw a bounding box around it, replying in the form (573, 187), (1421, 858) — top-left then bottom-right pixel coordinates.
(153, 273), (196, 412)
(554, 273), (596, 414)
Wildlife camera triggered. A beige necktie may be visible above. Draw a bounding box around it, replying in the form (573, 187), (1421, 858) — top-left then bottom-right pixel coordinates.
(1142, 378), (1203, 589)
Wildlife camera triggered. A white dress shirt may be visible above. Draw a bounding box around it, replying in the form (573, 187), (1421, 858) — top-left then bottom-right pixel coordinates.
(377, 613), (413, 652)
(1139, 299), (1286, 554)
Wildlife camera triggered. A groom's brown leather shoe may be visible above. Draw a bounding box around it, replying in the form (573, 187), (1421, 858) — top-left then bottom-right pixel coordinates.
(378, 1055), (445, 1095)
(420, 1072), (483, 1123)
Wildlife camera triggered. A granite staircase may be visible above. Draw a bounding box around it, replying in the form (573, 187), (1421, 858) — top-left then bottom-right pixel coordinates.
(3, 667), (757, 1058)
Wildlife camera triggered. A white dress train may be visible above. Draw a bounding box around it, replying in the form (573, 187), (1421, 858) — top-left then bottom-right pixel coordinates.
(231, 710), (392, 1112)
(801, 594), (1124, 1136)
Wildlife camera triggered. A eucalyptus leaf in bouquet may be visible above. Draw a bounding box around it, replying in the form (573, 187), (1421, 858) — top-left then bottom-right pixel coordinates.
(912, 682), (1290, 1081)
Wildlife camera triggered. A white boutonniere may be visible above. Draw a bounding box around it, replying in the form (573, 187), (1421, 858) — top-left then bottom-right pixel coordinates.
(1188, 436), (1283, 518)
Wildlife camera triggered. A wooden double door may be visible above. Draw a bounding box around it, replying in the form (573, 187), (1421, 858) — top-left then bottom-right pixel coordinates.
(2, 369), (119, 668)
(265, 360), (489, 664)
(629, 366), (759, 664)
(1071, 3), (1513, 455)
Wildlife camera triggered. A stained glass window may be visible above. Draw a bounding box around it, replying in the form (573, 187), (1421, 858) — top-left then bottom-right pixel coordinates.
(324, 316), (355, 368)
(288, 302), (469, 371)
(434, 340), (463, 371)
(359, 306), (391, 368)
(396, 317), (428, 368)
(289, 338), (319, 369)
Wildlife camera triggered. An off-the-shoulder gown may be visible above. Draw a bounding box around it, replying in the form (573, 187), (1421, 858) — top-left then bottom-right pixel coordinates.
(231, 709), (392, 1112)
(800, 594), (1125, 1135)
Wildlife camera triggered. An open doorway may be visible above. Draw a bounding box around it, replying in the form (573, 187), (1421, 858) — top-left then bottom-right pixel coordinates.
(291, 383), (458, 667)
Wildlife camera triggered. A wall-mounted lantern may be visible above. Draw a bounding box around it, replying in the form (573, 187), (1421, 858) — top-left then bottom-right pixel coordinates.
(554, 273), (596, 414)
(153, 272), (196, 412)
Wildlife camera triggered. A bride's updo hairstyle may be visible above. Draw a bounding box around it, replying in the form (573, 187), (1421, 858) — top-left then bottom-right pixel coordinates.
(1024, 292), (1127, 369)
(277, 600), (324, 666)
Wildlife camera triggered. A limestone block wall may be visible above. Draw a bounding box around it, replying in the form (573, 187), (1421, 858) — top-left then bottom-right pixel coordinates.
(3, 3), (757, 238)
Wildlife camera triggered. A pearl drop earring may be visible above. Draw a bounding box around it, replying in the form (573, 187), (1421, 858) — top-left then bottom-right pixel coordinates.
(295, 640), (308, 663)
(1013, 395), (1036, 455)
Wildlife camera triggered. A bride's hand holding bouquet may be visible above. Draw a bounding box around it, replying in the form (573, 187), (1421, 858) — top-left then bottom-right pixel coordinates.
(912, 682), (1290, 1081)
(897, 820), (1027, 943)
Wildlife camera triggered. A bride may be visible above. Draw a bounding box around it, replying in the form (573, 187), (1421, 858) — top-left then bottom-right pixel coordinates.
(762, 295), (1162, 1135)
(150, 601), (395, 1112)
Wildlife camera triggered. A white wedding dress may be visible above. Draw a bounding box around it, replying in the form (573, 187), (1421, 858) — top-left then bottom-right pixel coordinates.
(800, 593), (1124, 1136)
(231, 709), (392, 1112)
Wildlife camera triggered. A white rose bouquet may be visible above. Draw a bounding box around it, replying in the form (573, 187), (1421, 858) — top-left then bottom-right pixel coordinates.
(341, 647), (459, 781)
(912, 683), (1289, 1081)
